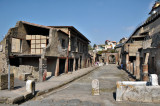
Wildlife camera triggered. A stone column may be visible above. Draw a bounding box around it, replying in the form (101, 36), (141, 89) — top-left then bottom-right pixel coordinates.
(106, 55), (109, 65)
(126, 54), (129, 70)
(78, 58), (81, 69)
(136, 52), (140, 79)
(115, 54), (118, 65)
(131, 63), (133, 74)
(133, 60), (136, 77)
(69, 31), (71, 51)
(65, 58), (68, 73)
(39, 58), (47, 82)
(55, 58), (59, 76)
(73, 58), (76, 71)
(82, 59), (85, 68)
(128, 62), (131, 73)
(142, 64), (148, 81)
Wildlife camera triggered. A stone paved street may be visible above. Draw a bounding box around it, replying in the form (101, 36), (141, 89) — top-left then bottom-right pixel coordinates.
(20, 65), (160, 106)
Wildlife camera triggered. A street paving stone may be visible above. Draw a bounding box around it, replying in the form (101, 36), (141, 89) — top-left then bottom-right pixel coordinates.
(16, 65), (160, 106)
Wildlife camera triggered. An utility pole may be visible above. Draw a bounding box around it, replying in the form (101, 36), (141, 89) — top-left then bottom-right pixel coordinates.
(8, 63), (10, 90)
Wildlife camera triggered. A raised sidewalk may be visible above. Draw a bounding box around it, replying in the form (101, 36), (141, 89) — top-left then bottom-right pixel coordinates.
(0, 66), (99, 104)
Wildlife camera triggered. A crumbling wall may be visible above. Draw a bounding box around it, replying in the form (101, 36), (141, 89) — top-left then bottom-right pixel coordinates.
(0, 21), (31, 74)
(8, 22), (30, 54)
(0, 28), (12, 74)
(140, 48), (160, 84)
(154, 49), (160, 84)
(0, 39), (7, 73)
(124, 43), (142, 56)
(11, 65), (39, 81)
(45, 29), (68, 57)
(151, 33), (160, 47)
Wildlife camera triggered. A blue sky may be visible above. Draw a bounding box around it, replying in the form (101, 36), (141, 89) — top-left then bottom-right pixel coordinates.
(0, 0), (155, 46)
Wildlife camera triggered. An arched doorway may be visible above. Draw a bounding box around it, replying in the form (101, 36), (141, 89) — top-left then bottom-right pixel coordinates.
(108, 55), (116, 64)
(105, 53), (118, 64)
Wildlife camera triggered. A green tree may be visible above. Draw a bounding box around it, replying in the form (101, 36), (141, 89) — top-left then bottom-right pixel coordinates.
(88, 44), (93, 50)
(93, 44), (97, 49)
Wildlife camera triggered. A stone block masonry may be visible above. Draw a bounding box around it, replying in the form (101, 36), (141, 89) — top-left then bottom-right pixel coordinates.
(116, 81), (160, 103)
(0, 73), (14, 90)
(11, 65), (39, 81)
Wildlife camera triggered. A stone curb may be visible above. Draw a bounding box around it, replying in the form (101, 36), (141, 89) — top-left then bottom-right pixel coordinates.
(36, 66), (99, 97)
(1, 66), (99, 104)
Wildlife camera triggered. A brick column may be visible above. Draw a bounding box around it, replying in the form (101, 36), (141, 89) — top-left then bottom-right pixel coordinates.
(55, 58), (59, 76)
(39, 58), (47, 82)
(136, 52), (140, 79)
(142, 64), (148, 81)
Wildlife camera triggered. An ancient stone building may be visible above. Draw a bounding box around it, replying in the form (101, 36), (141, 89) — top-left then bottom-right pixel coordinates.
(120, 0), (160, 83)
(115, 37), (128, 65)
(0, 21), (91, 81)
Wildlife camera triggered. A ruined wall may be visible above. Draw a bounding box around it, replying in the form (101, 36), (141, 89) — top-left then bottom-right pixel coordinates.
(8, 22), (30, 55)
(124, 43), (142, 56)
(11, 65), (39, 81)
(143, 39), (152, 49)
(141, 48), (160, 84)
(151, 33), (160, 47)
(0, 39), (6, 73)
(45, 29), (68, 57)
(17, 22), (30, 54)
(55, 28), (69, 34)
(0, 27), (13, 73)
(141, 16), (160, 49)
(155, 49), (160, 83)
(144, 16), (160, 36)
(115, 47), (122, 65)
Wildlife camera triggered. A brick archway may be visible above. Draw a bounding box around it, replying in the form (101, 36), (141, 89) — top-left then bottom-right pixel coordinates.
(105, 53), (118, 64)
